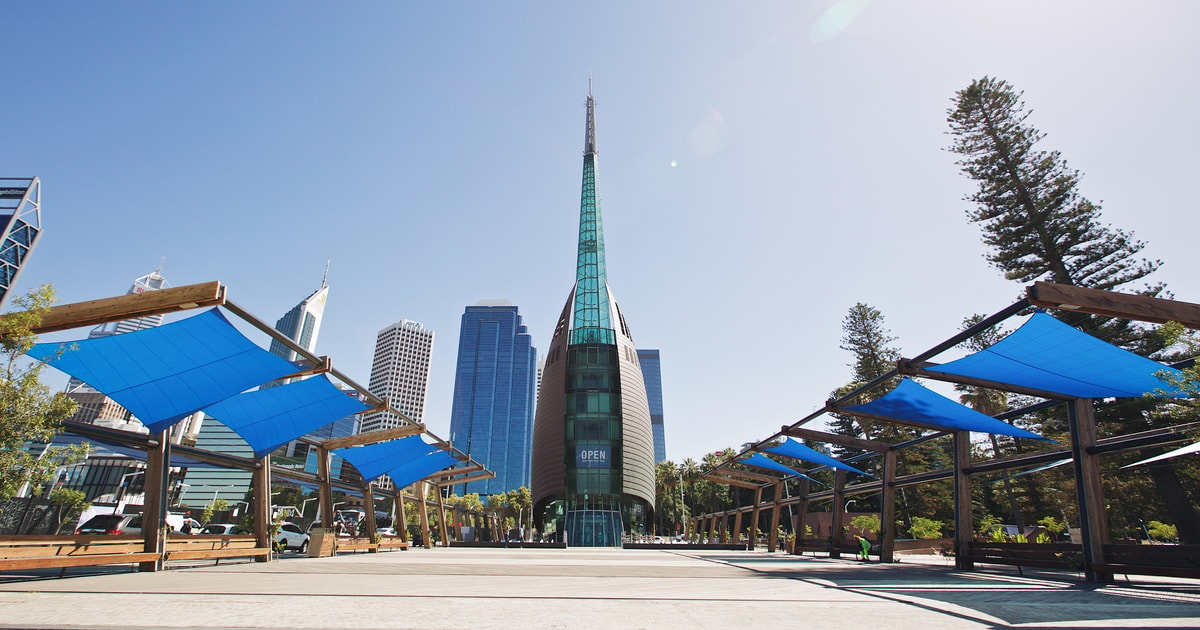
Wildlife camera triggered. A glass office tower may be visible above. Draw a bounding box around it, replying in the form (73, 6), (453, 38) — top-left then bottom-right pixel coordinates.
(530, 87), (656, 546)
(637, 349), (666, 463)
(0, 177), (43, 309)
(448, 301), (538, 497)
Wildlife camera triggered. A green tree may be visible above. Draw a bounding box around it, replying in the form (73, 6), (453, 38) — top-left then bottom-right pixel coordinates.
(947, 76), (1160, 294)
(909, 516), (944, 540)
(0, 285), (82, 500)
(48, 487), (90, 534)
(948, 76), (1200, 542)
(828, 303), (901, 459)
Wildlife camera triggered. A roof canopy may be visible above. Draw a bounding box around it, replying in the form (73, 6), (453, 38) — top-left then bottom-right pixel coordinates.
(28, 308), (298, 433)
(841, 379), (1050, 441)
(926, 312), (1188, 399)
(333, 435), (442, 483)
(763, 438), (871, 476)
(738, 452), (816, 482)
(386, 450), (460, 489)
(204, 374), (371, 458)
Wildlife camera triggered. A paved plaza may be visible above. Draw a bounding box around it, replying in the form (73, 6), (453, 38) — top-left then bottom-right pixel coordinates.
(1, 547), (1199, 629)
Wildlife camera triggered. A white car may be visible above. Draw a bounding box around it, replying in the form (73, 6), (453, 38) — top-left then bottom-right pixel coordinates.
(276, 522), (310, 553)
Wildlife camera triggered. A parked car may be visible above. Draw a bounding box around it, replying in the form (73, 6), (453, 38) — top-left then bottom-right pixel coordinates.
(76, 513), (142, 535)
(276, 522), (310, 553)
(199, 523), (246, 535)
(377, 527), (397, 537)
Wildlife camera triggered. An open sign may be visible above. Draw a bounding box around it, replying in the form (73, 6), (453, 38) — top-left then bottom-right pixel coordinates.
(576, 445), (611, 468)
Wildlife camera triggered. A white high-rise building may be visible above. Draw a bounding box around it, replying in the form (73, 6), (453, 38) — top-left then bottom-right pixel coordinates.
(360, 319), (434, 433)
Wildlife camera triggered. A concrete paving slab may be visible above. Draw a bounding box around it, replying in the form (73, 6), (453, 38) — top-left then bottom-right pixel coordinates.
(0, 547), (1198, 629)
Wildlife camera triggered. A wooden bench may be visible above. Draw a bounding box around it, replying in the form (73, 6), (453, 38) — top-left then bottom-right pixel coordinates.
(1097, 543), (1200, 579)
(0, 535), (159, 572)
(377, 537), (409, 552)
(335, 537), (379, 553)
(964, 542), (1078, 572)
(164, 535), (270, 563)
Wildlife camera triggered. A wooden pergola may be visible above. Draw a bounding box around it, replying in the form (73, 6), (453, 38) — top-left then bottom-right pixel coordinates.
(696, 282), (1200, 582)
(7, 281), (494, 568)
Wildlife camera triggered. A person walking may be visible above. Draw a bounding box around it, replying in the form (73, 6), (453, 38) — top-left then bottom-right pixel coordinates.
(855, 534), (871, 561)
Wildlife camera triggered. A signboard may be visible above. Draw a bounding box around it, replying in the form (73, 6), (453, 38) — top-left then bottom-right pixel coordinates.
(576, 445), (611, 469)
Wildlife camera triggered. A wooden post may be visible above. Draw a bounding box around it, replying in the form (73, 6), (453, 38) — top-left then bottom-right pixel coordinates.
(953, 431), (974, 570)
(831, 470), (846, 558)
(1069, 398), (1113, 582)
(417, 482), (433, 549)
(363, 483), (378, 551)
(732, 510), (743, 545)
(435, 486), (450, 546)
(397, 488), (409, 543)
(317, 446), (334, 550)
(880, 449), (897, 563)
(139, 430), (168, 572)
(768, 482), (782, 552)
(749, 486), (763, 551)
(253, 454), (272, 561)
(794, 478), (811, 555)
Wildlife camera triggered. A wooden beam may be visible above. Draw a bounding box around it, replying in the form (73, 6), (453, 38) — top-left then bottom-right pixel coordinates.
(435, 471), (494, 487)
(26, 281), (225, 335)
(321, 424), (424, 450)
(701, 474), (760, 490)
(828, 403), (974, 437)
(713, 466), (780, 484)
(899, 362), (1073, 401)
(426, 464), (485, 482)
(781, 426), (891, 453)
(879, 450), (897, 563)
(1028, 281), (1200, 329)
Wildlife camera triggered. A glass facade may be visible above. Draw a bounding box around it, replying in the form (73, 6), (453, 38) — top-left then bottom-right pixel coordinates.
(637, 349), (666, 463)
(448, 304), (538, 496)
(0, 177), (42, 309)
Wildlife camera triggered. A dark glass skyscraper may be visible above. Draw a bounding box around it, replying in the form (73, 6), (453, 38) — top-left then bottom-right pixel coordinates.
(448, 301), (538, 497)
(637, 349), (666, 463)
(530, 87), (656, 546)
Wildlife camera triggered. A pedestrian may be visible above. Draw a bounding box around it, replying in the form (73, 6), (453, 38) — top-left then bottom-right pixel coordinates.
(856, 534), (871, 561)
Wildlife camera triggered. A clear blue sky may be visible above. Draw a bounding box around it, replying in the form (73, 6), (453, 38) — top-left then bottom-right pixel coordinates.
(4, 2), (1198, 463)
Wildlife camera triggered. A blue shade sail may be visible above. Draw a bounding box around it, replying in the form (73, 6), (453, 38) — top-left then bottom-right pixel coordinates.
(738, 452), (817, 482)
(842, 379), (1050, 441)
(385, 449), (460, 489)
(927, 312), (1189, 399)
(204, 375), (371, 458)
(333, 436), (439, 483)
(27, 309), (299, 433)
(764, 438), (871, 476)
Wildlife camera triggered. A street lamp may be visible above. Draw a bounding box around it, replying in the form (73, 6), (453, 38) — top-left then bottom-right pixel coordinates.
(300, 497), (318, 519)
(845, 499), (856, 513)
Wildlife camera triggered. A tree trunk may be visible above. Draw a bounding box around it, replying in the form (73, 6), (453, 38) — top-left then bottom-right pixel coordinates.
(1147, 465), (1200, 544)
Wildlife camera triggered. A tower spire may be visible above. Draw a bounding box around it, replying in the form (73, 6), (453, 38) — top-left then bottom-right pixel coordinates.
(571, 81), (613, 344)
(322, 257), (331, 288)
(584, 77), (598, 156)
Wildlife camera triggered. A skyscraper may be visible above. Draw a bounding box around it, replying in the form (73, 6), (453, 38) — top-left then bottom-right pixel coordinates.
(269, 262), (330, 365)
(530, 87), (656, 546)
(360, 319), (434, 433)
(265, 269), (361, 468)
(637, 349), (666, 463)
(448, 301), (538, 497)
(0, 177), (43, 309)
